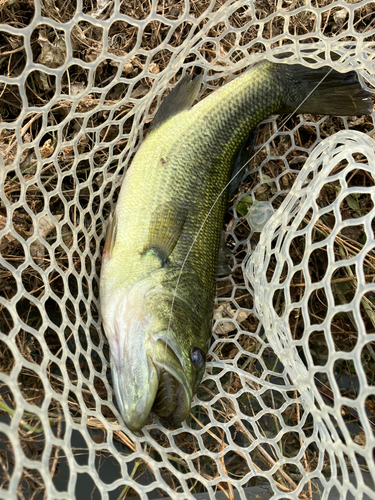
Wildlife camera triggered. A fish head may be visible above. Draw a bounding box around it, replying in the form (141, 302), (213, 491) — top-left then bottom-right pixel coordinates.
(107, 274), (210, 432)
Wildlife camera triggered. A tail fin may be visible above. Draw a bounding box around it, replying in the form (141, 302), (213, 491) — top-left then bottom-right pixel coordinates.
(282, 64), (373, 116)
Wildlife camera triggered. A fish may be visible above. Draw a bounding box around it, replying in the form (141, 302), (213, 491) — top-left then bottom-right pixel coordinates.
(99, 59), (372, 431)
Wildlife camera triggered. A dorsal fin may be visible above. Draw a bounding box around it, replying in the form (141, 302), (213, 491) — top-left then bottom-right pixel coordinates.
(150, 74), (203, 131)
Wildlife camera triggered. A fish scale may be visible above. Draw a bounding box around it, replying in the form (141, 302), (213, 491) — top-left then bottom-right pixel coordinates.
(100, 59), (372, 431)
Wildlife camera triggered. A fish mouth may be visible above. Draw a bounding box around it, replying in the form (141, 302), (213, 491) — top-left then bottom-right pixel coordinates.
(111, 336), (192, 432)
(151, 337), (192, 425)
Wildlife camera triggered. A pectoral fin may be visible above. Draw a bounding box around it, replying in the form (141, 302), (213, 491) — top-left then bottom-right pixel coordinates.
(142, 203), (187, 266)
(229, 130), (256, 200)
(103, 212), (117, 260)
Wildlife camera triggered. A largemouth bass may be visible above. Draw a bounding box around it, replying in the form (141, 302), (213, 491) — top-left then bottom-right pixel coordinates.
(100, 60), (372, 431)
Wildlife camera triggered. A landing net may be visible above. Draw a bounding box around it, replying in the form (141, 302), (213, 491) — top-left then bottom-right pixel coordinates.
(0, 0), (374, 499)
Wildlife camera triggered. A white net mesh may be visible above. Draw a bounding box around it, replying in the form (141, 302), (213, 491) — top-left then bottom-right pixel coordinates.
(0, 0), (374, 498)
(246, 130), (375, 499)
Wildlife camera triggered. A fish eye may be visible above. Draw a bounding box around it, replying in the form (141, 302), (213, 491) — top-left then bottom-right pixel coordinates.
(190, 347), (205, 369)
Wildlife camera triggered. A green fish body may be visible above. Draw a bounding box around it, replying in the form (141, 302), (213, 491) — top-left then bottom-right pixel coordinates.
(100, 60), (371, 431)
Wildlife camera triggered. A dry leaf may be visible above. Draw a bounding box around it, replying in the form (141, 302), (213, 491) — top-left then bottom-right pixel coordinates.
(130, 83), (149, 99)
(40, 139), (54, 158)
(122, 61), (134, 76)
(71, 82), (87, 96)
(214, 303), (249, 334)
(38, 32), (66, 69)
(353, 431), (366, 447)
(30, 214), (63, 264)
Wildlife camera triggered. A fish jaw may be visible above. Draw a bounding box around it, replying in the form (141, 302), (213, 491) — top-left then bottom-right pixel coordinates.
(151, 337), (193, 424)
(108, 290), (159, 431)
(110, 327), (159, 431)
(100, 277), (158, 430)
(109, 326), (193, 431)
(103, 279), (194, 431)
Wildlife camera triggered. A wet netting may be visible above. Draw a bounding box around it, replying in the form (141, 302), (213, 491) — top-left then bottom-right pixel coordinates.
(0, 0), (375, 499)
